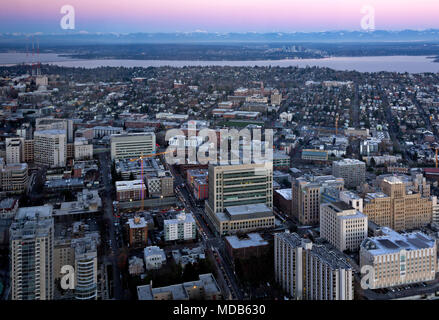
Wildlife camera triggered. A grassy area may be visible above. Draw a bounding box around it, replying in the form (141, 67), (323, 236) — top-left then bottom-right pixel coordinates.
(217, 120), (265, 128)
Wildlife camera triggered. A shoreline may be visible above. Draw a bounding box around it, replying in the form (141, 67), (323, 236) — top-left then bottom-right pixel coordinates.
(1, 54), (439, 73)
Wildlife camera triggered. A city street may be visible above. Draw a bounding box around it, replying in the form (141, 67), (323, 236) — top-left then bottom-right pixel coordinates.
(173, 169), (244, 300)
(98, 152), (123, 300)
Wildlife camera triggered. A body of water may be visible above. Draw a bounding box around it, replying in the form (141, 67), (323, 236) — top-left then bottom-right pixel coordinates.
(1, 53), (439, 73)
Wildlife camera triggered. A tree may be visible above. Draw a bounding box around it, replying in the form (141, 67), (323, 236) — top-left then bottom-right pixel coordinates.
(182, 263), (197, 282)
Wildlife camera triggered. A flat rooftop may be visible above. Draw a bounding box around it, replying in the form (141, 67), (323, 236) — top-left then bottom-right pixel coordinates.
(15, 205), (53, 220)
(340, 190), (362, 200)
(276, 232), (351, 270)
(275, 188), (292, 200)
(0, 198), (17, 210)
(225, 233), (269, 249)
(34, 129), (66, 135)
(144, 246), (166, 258)
(328, 201), (354, 211)
(333, 158), (365, 165)
(224, 203), (273, 220)
(382, 176), (404, 184)
(127, 217), (147, 229)
(116, 180), (145, 191)
(361, 227), (436, 256)
(137, 274), (220, 300)
(365, 192), (388, 201)
(164, 212), (195, 225)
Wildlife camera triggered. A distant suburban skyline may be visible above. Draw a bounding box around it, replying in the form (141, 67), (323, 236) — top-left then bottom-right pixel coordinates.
(1, 0), (439, 33)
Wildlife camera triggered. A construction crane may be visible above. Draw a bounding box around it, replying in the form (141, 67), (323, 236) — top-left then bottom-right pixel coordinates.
(129, 150), (174, 211)
(335, 114), (339, 135)
(433, 147), (439, 168)
(436, 148), (438, 168)
(428, 145), (439, 168)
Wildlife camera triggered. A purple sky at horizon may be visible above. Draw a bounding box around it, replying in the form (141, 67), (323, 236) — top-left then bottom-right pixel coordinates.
(1, 0), (439, 33)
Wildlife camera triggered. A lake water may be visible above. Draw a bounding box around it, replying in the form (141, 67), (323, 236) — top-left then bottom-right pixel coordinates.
(1, 53), (439, 73)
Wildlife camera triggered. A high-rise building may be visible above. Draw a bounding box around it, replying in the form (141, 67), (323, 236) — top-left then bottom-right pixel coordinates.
(127, 216), (148, 248)
(115, 180), (146, 202)
(10, 205), (54, 300)
(376, 172), (431, 198)
(363, 176), (432, 231)
(53, 222), (100, 300)
(270, 90), (282, 105)
(72, 238), (98, 300)
(74, 137), (93, 160)
(34, 130), (67, 168)
(360, 227), (437, 289)
(205, 162), (274, 235)
(5, 137), (24, 164)
(164, 212), (196, 241)
(92, 126), (124, 139)
(23, 139), (34, 163)
(291, 175), (344, 225)
(432, 196), (439, 225)
(320, 201), (368, 252)
(274, 231), (353, 300)
(332, 159), (366, 189)
(0, 158), (28, 194)
(145, 171), (174, 198)
(206, 162), (273, 214)
(16, 123), (32, 140)
(110, 132), (156, 161)
(35, 117), (73, 143)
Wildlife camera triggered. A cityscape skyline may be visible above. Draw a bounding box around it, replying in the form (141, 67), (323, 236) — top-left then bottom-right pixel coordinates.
(3, 0), (439, 308)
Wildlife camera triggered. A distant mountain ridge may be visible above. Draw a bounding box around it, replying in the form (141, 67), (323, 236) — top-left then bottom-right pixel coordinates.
(3, 29), (439, 45)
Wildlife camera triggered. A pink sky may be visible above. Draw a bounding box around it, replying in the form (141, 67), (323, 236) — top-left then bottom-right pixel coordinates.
(1, 0), (439, 33)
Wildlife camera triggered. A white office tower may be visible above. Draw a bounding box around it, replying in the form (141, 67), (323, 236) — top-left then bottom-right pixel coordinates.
(71, 238), (98, 300)
(5, 137), (24, 164)
(35, 117), (74, 143)
(10, 205), (54, 300)
(274, 231), (353, 300)
(110, 132), (156, 161)
(74, 137), (93, 160)
(34, 130), (67, 168)
(320, 201), (368, 252)
(360, 227), (437, 289)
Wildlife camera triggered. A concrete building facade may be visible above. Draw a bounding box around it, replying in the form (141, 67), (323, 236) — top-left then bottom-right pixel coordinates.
(110, 132), (156, 161)
(320, 201), (368, 252)
(291, 175), (344, 225)
(164, 212), (196, 241)
(360, 227), (437, 289)
(10, 205), (54, 300)
(34, 130), (67, 168)
(0, 158), (28, 194)
(5, 137), (24, 164)
(363, 177), (432, 231)
(332, 159), (366, 189)
(274, 231), (353, 300)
